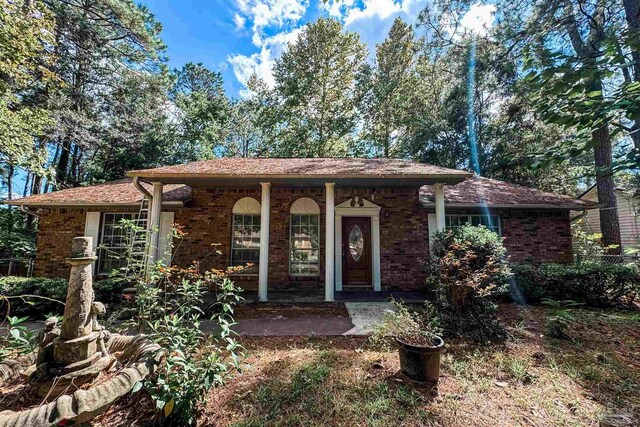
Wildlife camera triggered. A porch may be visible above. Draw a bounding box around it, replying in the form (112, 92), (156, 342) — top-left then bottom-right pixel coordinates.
(127, 158), (469, 302)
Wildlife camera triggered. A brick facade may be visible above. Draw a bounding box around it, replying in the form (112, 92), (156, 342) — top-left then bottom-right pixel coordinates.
(34, 206), (136, 278)
(499, 209), (573, 263)
(33, 187), (574, 291)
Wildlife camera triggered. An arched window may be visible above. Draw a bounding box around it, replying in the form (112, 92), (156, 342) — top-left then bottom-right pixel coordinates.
(290, 198), (320, 276)
(231, 197), (261, 268)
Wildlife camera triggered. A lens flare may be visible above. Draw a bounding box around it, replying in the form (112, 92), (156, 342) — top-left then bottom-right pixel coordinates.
(467, 36), (525, 304)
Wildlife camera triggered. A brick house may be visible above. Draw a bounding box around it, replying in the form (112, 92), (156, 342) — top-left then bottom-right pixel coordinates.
(6, 158), (594, 301)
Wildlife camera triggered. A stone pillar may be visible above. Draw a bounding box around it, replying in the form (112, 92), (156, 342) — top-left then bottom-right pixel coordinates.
(258, 182), (271, 302)
(59, 237), (96, 341)
(325, 183), (335, 302)
(52, 237), (107, 371)
(435, 183), (446, 232)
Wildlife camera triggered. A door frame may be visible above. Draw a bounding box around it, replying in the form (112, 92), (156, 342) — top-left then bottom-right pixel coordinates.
(334, 197), (381, 292)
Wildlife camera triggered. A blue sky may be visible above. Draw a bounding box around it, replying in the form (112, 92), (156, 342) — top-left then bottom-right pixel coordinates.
(141, 0), (432, 97)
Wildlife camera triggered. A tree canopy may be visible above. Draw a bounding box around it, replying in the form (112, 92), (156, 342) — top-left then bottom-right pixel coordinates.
(1, 0), (639, 257)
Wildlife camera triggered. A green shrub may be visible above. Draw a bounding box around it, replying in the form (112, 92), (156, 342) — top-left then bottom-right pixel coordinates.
(428, 225), (510, 344)
(0, 276), (67, 318)
(370, 301), (441, 350)
(511, 263), (640, 307)
(0, 276), (129, 319)
(93, 276), (129, 304)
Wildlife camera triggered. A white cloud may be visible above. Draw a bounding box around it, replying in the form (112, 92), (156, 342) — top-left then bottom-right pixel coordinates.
(228, 26), (305, 95)
(459, 3), (496, 37)
(233, 0), (309, 46)
(319, 0), (355, 18)
(233, 13), (246, 29)
(344, 0), (400, 25)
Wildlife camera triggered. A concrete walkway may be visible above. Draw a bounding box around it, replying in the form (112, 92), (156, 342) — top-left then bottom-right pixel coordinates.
(3, 302), (394, 337)
(227, 301), (394, 337)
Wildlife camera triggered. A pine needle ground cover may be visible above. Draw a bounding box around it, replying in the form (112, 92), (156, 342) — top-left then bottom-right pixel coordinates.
(94, 304), (639, 426)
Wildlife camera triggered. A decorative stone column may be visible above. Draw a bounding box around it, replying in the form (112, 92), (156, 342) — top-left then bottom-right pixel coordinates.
(37, 236), (114, 394)
(56, 237), (97, 354)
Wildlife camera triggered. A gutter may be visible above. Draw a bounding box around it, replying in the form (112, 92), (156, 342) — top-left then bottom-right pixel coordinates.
(570, 209), (590, 222)
(419, 202), (597, 210)
(132, 176), (153, 200)
(19, 205), (40, 217)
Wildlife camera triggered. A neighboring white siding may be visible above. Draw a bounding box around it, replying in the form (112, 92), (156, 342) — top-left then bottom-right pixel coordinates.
(578, 188), (639, 251)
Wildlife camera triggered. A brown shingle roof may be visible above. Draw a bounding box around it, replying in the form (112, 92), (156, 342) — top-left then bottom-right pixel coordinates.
(420, 176), (596, 209)
(5, 178), (190, 207)
(128, 158), (471, 178)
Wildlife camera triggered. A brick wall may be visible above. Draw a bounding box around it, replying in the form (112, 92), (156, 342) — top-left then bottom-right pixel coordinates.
(438, 208), (574, 263)
(500, 209), (573, 263)
(334, 188), (429, 291)
(34, 208), (86, 278)
(172, 187), (430, 291)
(34, 207), (139, 279)
(32, 189), (574, 289)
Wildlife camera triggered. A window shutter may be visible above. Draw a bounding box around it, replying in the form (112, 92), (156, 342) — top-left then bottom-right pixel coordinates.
(428, 213), (437, 247)
(158, 212), (175, 267)
(84, 211), (101, 275)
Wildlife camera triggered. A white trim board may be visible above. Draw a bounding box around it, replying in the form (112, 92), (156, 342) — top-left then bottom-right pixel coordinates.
(334, 198), (381, 292)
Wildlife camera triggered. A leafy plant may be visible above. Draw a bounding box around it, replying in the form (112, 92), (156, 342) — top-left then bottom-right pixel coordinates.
(0, 277), (66, 318)
(511, 263), (640, 307)
(542, 299), (584, 340)
(0, 315), (37, 357)
(428, 225), (511, 343)
(370, 300), (441, 350)
(115, 220), (246, 426)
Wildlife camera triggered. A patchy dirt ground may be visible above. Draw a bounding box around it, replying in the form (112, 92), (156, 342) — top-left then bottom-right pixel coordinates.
(72, 304), (640, 426)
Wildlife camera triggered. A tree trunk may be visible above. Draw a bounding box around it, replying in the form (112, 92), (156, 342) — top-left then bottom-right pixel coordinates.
(55, 139), (71, 189)
(22, 172), (30, 197)
(592, 126), (622, 254)
(31, 174), (42, 195)
(623, 0), (640, 153)
(6, 165), (14, 232)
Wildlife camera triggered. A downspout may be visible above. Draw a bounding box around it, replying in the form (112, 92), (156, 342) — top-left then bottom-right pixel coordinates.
(132, 176), (153, 200)
(19, 205), (40, 217)
(570, 209), (589, 222)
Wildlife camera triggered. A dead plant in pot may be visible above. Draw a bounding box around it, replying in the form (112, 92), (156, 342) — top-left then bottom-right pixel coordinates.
(370, 300), (443, 383)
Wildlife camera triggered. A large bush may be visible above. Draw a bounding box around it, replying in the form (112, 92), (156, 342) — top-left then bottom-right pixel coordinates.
(428, 225), (511, 343)
(0, 276), (128, 318)
(511, 263), (640, 307)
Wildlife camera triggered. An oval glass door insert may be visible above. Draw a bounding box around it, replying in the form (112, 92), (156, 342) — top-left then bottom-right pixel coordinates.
(349, 224), (364, 262)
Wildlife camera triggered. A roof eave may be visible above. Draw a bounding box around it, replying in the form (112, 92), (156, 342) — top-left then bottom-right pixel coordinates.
(1, 200), (186, 208)
(420, 202), (595, 210)
(127, 172), (473, 187)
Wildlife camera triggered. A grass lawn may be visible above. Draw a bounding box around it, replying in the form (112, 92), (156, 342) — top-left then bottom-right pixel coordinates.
(97, 304), (639, 426)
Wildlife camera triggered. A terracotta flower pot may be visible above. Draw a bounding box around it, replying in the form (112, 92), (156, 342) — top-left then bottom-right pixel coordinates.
(395, 335), (444, 383)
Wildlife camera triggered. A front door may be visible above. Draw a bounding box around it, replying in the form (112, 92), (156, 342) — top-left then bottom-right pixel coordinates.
(342, 217), (372, 288)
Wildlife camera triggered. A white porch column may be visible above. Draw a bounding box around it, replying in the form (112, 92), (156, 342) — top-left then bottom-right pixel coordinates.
(325, 182), (336, 302)
(435, 183), (446, 232)
(148, 182), (163, 266)
(372, 216), (381, 291)
(258, 182), (271, 302)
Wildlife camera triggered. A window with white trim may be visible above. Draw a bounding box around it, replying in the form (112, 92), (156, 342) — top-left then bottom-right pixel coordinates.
(289, 198), (320, 276)
(231, 197), (261, 269)
(98, 213), (146, 275)
(446, 214), (501, 235)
